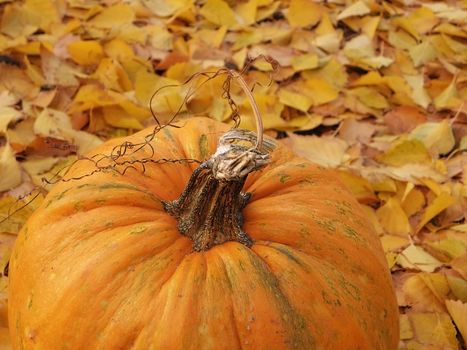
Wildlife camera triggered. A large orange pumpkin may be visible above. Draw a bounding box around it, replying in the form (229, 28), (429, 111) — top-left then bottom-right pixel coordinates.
(9, 117), (399, 349)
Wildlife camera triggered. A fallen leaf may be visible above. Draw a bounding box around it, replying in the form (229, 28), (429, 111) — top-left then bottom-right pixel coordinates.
(282, 134), (349, 168)
(68, 40), (104, 66)
(200, 0), (237, 27)
(336, 1), (370, 21)
(445, 300), (467, 343)
(415, 192), (456, 233)
(376, 197), (412, 236)
(410, 120), (455, 155)
(286, 0), (323, 27)
(398, 245), (443, 272)
(0, 145), (21, 192)
(377, 139), (431, 167)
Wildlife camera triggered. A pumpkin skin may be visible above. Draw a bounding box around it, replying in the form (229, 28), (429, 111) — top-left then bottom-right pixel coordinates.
(9, 117), (399, 350)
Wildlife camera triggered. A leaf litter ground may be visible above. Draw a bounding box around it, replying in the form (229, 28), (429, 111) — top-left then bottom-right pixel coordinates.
(0, 0), (467, 348)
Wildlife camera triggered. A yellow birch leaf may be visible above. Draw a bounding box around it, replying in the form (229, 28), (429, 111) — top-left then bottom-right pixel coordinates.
(197, 26), (227, 48)
(394, 7), (438, 38)
(102, 106), (144, 130)
(14, 41), (41, 55)
(386, 252), (398, 269)
(388, 30), (418, 50)
(371, 178), (397, 192)
(147, 26), (173, 51)
(256, 1), (280, 22)
(419, 273), (451, 303)
(0, 195), (43, 234)
(294, 114), (323, 131)
(286, 0), (323, 27)
(282, 134), (349, 168)
(141, 0), (191, 17)
(236, 0), (257, 26)
(68, 40), (104, 66)
(409, 312), (458, 348)
(377, 139), (431, 167)
(0, 107), (22, 133)
(104, 39), (135, 61)
(404, 74), (431, 109)
(419, 178), (445, 197)
(445, 300), (467, 343)
(352, 71), (384, 86)
(441, 33), (467, 56)
(0, 145), (21, 192)
(22, 157), (61, 178)
(344, 16), (380, 39)
(436, 23), (467, 39)
(336, 171), (377, 204)
(361, 205), (384, 235)
(434, 78), (461, 110)
(336, 1), (370, 20)
(400, 315), (414, 340)
(238, 93), (285, 130)
(117, 99), (151, 121)
(349, 87), (389, 109)
(232, 47), (248, 70)
(428, 238), (466, 261)
(409, 40), (437, 67)
(376, 197), (411, 236)
(278, 89), (313, 113)
(403, 273), (448, 311)
(34, 109), (102, 154)
(397, 245), (442, 272)
(302, 58), (348, 88)
(446, 275), (467, 302)
(88, 4), (135, 28)
(305, 78), (339, 105)
(344, 34), (374, 59)
(380, 235), (410, 252)
(410, 120), (455, 155)
(23, 0), (60, 32)
(200, 0), (237, 27)
(291, 54), (318, 71)
(416, 192), (456, 233)
(361, 163), (447, 184)
(92, 58), (133, 92)
(134, 69), (180, 106)
(402, 188), (426, 217)
(358, 56), (394, 69)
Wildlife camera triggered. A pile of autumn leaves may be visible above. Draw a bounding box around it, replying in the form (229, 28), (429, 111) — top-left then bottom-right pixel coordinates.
(0, 0), (466, 348)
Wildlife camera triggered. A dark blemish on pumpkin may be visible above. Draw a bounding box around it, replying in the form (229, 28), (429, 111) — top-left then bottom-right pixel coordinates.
(246, 251), (316, 349)
(316, 218), (336, 233)
(45, 188), (73, 207)
(271, 245), (306, 269)
(95, 199), (106, 205)
(295, 163), (308, 168)
(98, 183), (160, 202)
(321, 291), (342, 307)
(338, 274), (361, 301)
(105, 222), (114, 228)
(279, 173), (291, 183)
(163, 128), (175, 142)
(27, 294), (33, 310)
(198, 134), (208, 159)
(298, 178), (316, 186)
(73, 201), (84, 210)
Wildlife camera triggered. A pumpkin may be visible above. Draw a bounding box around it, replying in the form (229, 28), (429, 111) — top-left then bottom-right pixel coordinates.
(9, 117), (399, 349)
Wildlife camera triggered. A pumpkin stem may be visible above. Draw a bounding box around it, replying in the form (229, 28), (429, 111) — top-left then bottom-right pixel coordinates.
(163, 130), (275, 251)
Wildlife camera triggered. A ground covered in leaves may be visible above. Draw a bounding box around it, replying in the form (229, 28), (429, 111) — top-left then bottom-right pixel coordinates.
(0, 0), (466, 348)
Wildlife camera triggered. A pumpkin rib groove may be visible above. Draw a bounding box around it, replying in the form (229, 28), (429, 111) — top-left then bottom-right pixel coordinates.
(212, 248), (244, 349)
(217, 245), (317, 350)
(252, 243), (375, 349)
